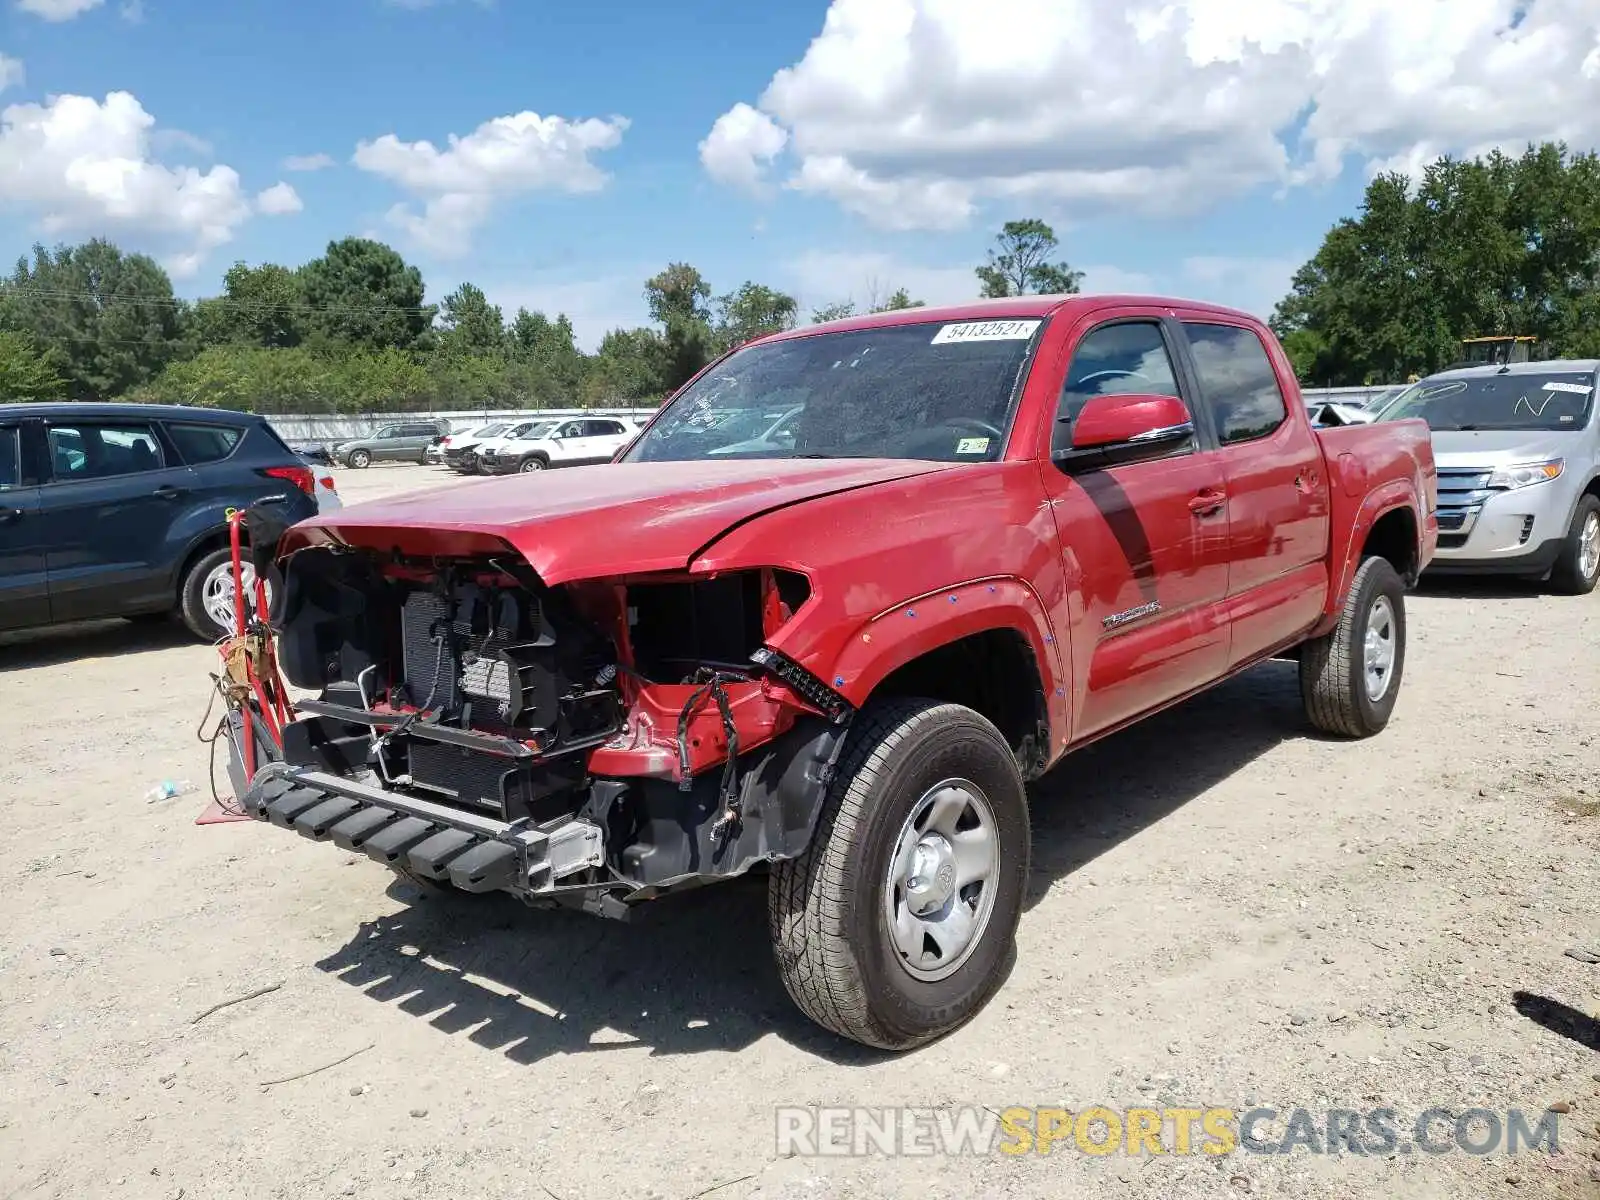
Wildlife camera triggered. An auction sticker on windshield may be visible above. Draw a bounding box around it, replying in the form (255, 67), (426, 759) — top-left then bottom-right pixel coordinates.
(1543, 381), (1593, 394)
(931, 320), (1041, 344)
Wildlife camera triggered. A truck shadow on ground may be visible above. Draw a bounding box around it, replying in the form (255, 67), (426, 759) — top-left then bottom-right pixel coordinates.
(314, 659), (1317, 1066)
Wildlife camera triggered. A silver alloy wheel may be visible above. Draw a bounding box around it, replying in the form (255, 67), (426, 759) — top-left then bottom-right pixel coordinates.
(1363, 594), (1397, 702)
(202, 560), (269, 633)
(882, 778), (1000, 983)
(520, 457), (545, 472)
(1580, 510), (1600, 582)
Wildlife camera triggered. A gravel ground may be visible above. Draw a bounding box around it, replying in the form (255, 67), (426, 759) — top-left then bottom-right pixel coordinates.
(1, 463), (1597, 1200)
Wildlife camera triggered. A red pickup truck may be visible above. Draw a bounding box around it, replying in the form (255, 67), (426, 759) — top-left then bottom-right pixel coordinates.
(238, 295), (1437, 1050)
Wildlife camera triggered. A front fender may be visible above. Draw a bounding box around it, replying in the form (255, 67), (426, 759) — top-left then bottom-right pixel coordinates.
(826, 575), (1072, 746)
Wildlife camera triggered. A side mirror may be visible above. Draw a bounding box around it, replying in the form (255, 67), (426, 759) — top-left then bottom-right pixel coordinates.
(1054, 393), (1194, 470)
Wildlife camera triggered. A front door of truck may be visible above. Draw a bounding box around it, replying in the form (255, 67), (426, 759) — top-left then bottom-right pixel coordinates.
(1173, 317), (1331, 668)
(1037, 313), (1232, 739)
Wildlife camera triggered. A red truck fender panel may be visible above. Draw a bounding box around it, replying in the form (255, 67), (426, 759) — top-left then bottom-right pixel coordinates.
(825, 576), (1072, 745)
(1322, 481), (1424, 628)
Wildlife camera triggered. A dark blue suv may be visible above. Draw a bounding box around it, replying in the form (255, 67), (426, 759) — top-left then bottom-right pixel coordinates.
(0, 403), (320, 641)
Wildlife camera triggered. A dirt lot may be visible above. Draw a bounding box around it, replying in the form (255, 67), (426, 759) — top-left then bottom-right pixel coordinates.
(2, 463), (1598, 1200)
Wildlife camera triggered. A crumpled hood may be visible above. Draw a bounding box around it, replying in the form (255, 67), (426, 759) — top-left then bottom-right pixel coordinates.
(281, 457), (959, 583)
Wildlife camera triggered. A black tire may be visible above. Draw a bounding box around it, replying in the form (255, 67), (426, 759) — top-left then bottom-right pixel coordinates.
(346, 448), (371, 469)
(178, 546), (279, 641)
(1299, 555), (1406, 738)
(1550, 494), (1600, 596)
(768, 698), (1030, 1050)
(417, 448), (430, 465)
(518, 454), (548, 473)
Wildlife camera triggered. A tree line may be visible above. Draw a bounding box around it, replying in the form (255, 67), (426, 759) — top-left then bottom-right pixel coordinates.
(0, 219), (1089, 413)
(1273, 142), (1600, 385)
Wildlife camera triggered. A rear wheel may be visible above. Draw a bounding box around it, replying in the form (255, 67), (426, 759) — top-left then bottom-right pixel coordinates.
(179, 547), (276, 641)
(768, 698), (1029, 1050)
(1299, 555), (1406, 737)
(1550, 495), (1600, 596)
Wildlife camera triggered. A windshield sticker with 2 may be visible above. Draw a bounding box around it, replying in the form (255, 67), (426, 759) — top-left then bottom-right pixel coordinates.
(931, 320), (1041, 345)
(956, 437), (991, 454)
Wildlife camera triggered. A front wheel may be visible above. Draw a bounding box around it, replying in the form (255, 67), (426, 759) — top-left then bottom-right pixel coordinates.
(1550, 494), (1600, 596)
(346, 449), (371, 469)
(518, 455), (547, 473)
(768, 699), (1029, 1050)
(1299, 555), (1407, 737)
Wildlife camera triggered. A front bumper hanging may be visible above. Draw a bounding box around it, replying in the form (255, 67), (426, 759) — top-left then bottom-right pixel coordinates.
(241, 761), (605, 897)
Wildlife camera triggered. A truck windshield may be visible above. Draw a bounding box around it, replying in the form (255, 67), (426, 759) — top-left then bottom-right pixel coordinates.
(621, 318), (1046, 463)
(1374, 372), (1596, 432)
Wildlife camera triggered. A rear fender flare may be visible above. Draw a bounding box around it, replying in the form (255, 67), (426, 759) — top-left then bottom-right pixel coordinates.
(824, 577), (1071, 747)
(1324, 481), (1421, 624)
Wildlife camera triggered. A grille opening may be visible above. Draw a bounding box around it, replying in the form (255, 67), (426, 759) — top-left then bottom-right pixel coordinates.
(1518, 515), (1535, 545)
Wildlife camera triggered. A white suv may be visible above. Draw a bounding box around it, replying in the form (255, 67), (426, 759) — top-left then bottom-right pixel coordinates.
(480, 416), (640, 474)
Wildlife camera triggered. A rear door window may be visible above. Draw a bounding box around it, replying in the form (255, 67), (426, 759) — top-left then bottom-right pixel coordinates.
(46, 423), (165, 481)
(1181, 323), (1289, 445)
(166, 422), (242, 464)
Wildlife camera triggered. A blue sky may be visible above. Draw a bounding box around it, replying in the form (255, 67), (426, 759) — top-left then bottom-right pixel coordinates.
(3, 0), (1594, 348)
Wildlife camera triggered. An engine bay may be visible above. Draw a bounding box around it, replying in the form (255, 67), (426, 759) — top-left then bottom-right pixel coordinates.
(264, 544), (845, 901)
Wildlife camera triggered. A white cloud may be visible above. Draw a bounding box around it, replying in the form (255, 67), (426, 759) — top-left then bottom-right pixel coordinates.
(0, 90), (256, 277)
(699, 102), (788, 193)
(353, 109), (629, 256)
(0, 54), (23, 94)
(282, 152), (335, 172)
(15, 0), (102, 18)
(705, 0), (1600, 229)
(256, 181), (303, 215)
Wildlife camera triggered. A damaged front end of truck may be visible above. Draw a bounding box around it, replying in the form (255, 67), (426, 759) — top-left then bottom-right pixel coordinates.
(233, 516), (856, 919)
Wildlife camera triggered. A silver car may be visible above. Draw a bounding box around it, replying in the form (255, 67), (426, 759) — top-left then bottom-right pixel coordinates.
(1371, 359), (1600, 593)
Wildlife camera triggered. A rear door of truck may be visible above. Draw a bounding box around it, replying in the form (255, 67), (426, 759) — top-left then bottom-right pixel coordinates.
(1169, 314), (1332, 667)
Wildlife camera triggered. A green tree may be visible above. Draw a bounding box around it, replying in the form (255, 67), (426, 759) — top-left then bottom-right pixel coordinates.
(586, 327), (668, 402)
(644, 262), (714, 391)
(508, 307), (586, 399)
(874, 288), (925, 312)
(436, 282), (504, 357)
(297, 237), (434, 352)
(0, 239), (188, 399)
(1271, 143), (1600, 385)
(975, 219), (1083, 298)
(194, 261), (307, 350)
(714, 281), (798, 350)
(811, 301), (856, 324)
(0, 330), (66, 400)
